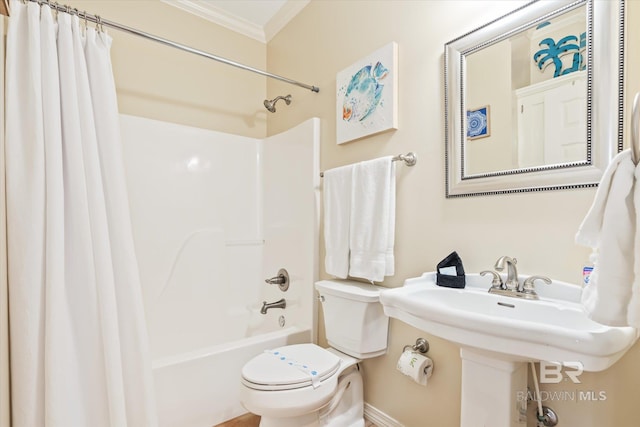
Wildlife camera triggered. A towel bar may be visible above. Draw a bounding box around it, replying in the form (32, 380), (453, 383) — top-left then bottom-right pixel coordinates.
(319, 152), (417, 178)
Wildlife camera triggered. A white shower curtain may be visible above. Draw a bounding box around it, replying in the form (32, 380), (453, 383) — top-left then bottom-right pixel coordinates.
(5, 1), (157, 426)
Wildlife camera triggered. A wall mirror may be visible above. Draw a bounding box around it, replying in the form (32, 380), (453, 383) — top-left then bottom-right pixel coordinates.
(445, 0), (624, 197)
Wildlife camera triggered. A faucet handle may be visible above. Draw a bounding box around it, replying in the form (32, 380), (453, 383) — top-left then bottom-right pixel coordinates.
(264, 268), (290, 291)
(522, 275), (551, 297)
(265, 276), (286, 285)
(480, 270), (504, 290)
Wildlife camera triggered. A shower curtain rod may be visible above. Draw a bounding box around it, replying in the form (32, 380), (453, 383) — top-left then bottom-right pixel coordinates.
(25, 0), (320, 93)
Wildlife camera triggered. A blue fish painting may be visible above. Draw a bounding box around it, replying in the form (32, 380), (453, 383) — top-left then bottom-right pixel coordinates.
(336, 42), (397, 144)
(342, 61), (389, 122)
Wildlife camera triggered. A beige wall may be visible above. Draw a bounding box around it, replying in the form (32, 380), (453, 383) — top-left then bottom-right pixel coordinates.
(466, 39), (514, 174)
(65, 0), (269, 137)
(268, 1), (640, 426)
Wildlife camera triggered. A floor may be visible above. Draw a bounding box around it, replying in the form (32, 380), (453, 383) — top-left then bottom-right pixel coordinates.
(214, 413), (378, 426)
(214, 413), (260, 427)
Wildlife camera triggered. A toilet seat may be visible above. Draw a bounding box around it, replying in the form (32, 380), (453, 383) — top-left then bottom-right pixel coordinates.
(241, 343), (341, 391)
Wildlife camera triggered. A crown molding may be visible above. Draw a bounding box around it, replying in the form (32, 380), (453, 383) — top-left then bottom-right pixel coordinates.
(161, 0), (309, 44)
(264, 0), (309, 42)
(161, 0), (265, 42)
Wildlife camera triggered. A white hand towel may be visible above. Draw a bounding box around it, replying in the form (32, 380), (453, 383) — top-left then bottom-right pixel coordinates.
(629, 164), (640, 327)
(323, 164), (353, 279)
(349, 157), (396, 282)
(576, 149), (636, 326)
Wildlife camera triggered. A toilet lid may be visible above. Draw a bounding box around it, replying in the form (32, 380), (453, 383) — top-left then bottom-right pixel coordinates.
(242, 343), (341, 390)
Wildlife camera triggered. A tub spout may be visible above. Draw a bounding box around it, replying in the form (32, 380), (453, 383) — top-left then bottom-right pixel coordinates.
(260, 298), (286, 314)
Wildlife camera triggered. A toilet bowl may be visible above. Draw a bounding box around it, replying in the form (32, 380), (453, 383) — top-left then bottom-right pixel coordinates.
(240, 344), (361, 427)
(239, 280), (389, 427)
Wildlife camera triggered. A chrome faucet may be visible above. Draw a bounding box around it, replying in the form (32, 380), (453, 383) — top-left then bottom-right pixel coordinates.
(265, 275), (286, 285)
(494, 256), (519, 291)
(521, 275), (552, 299)
(484, 256), (552, 300)
(260, 298), (286, 314)
(264, 268), (290, 291)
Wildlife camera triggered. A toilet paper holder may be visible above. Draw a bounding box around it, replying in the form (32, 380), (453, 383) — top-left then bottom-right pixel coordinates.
(402, 337), (429, 354)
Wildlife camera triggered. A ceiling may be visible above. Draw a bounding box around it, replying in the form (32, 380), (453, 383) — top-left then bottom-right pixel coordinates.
(161, 0), (310, 43)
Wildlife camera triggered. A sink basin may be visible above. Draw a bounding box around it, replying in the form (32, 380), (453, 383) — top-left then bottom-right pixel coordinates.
(380, 272), (638, 372)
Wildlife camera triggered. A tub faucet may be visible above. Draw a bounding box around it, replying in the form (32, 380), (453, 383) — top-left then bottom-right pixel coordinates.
(264, 268), (290, 291)
(261, 298), (286, 314)
(494, 256), (519, 291)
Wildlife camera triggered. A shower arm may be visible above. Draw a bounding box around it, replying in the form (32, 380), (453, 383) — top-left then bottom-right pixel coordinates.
(25, 0), (320, 94)
(271, 95), (290, 104)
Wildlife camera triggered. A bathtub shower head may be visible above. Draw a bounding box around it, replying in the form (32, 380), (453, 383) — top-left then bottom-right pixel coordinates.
(263, 94), (292, 113)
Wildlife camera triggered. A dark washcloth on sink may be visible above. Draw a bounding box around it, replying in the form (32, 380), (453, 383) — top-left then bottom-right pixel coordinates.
(436, 251), (466, 289)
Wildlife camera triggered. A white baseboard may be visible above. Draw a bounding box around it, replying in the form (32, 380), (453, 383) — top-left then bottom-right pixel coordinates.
(363, 402), (404, 427)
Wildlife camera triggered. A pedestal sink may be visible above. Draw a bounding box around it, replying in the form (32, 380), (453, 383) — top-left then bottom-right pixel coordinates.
(380, 272), (638, 427)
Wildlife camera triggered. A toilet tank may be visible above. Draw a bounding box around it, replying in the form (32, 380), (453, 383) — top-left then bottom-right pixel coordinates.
(315, 280), (389, 359)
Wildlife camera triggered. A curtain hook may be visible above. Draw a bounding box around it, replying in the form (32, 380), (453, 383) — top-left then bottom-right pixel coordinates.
(96, 15), (103, 33)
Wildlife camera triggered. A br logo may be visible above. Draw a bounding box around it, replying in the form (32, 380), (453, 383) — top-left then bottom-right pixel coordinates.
(539, 361), (584, 384)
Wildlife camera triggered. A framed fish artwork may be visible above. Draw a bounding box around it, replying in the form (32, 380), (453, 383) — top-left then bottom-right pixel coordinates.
(336, 42), (398, 144)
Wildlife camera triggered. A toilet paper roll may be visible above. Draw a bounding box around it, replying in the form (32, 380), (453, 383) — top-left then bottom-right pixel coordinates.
(396, 350), (433, 386)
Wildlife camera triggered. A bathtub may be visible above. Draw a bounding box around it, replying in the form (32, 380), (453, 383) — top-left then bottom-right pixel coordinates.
(120, 115), (320, 427)
(153, 325), (311, 427)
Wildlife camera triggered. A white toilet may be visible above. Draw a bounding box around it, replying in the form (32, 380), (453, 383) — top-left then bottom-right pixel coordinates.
(240, 279), (390, 427)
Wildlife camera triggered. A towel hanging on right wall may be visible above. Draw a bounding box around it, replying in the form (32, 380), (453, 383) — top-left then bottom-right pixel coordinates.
(575, 148), (640, 327)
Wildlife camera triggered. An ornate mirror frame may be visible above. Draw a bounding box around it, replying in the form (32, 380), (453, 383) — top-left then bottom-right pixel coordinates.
(445, 0), (624, 197)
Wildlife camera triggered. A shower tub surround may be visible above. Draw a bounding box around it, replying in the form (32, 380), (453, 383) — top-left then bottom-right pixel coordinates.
(120, 115), (320, 427)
